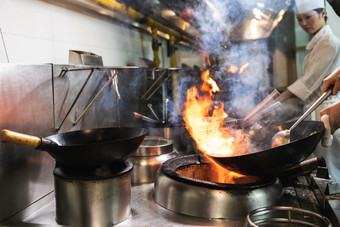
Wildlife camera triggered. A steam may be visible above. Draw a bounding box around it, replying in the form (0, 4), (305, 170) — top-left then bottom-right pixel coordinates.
(224, 40), (272, 116)
(131, 0), (293, 125)
(185, 0), (293, 117)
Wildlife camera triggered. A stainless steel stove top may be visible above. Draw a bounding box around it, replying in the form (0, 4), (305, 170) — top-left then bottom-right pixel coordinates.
(3, 172), (339, 227)
(9, 183), (245, 227)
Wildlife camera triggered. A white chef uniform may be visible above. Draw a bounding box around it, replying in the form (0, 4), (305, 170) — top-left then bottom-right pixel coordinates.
(288, 25), (340, 116)
(290, 0), (340, 183)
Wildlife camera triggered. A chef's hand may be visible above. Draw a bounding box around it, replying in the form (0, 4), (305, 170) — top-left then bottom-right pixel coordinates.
(322, 67), (340, 95)
(320, 101), (340, 133)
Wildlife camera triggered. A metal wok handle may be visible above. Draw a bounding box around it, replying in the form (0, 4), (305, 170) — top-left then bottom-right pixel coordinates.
(289, 89), (332, 131)
(0, 129), (41, 148)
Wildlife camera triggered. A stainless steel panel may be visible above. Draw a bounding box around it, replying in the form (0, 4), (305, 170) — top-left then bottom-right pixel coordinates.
(0, 64), (55, 222)
(52, 65), (147, 132)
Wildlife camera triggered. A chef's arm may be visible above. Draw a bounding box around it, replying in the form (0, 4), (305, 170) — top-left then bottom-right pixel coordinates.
(320, 101), (340, 133)
(274, 89), (296, 103)
(322, 67), (340, 95)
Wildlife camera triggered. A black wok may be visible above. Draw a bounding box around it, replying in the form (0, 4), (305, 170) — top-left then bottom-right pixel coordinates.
(0, 127), (147, 168)
(210, 121), (324, 175)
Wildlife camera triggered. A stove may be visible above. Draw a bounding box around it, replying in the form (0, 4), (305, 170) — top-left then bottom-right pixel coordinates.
(54, 161), (133, 226)
(154, 155), (283, 219)
(5, 154), (338, 227)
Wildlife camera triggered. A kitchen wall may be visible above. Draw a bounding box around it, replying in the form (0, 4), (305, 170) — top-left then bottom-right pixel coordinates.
(0, 0), (202, 67)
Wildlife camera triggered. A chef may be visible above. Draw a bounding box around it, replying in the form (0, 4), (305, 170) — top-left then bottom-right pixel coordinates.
(275, 0), (340, 119)
(274, 0), (340, 182)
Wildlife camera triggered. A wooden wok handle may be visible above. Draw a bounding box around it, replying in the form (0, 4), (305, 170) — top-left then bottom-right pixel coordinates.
(0, 129), (41, 148)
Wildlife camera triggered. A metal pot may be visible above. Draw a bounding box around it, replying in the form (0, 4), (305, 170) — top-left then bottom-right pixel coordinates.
(145, 124), (193, 154)
(128, 136), (177, 184)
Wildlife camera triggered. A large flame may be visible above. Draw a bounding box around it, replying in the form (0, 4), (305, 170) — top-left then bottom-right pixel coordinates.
(183, 70), (252, 183)
(183, 70), (250, 157)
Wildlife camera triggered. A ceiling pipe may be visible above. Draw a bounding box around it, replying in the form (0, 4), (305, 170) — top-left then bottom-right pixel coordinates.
(151, 27), (161, 67)
(169, 35), (179, 114)
(91, 0), (188, 114)
(91, 0), (194, 44)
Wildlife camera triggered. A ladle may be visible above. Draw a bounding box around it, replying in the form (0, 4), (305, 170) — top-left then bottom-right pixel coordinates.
(271, 89), (332, 148)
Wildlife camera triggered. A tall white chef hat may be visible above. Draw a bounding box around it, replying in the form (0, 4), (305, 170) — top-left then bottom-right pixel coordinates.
(295, 0), (325, 14)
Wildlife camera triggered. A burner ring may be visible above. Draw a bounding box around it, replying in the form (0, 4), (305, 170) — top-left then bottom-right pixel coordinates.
(154, 154), (283, 219)
(54, 160), (132, 180)
(161, 154), (276, 190)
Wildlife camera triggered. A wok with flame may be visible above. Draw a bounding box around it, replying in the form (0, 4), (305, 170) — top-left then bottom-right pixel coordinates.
(183, 70), (324, 175)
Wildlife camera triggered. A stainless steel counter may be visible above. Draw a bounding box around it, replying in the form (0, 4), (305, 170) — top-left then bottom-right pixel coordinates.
(4, 173), (337, 227)
(5, 183), (244, 227)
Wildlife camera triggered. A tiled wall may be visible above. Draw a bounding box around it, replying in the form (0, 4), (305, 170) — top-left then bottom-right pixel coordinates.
(0, 0), (202, 67)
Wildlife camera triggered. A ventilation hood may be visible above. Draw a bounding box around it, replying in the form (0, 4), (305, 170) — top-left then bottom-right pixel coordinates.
(118, 0), (293, 42)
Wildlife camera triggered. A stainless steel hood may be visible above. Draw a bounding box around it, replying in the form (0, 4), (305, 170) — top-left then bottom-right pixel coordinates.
(119, 0), (293, 41)
(42, 0), (293, 50)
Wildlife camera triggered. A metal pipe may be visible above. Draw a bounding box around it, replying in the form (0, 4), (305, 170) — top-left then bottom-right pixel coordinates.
(152, 27), (161, 67)
(91, 0), (192, 43)
(56, 69), (94, 130)
(63, 66), (137, 71)
(169, 35), (179, 114)
(112, 70), (120, 100)
(140, 69), (167, 100)
(133, 112), (158, 123)
(289, 89), (332, 131)
(145, 72), (172, 101)
(164, 98), (169, 123)
(56, 66), (137, 129)
(147, 103), (160, 122)
(243, 89), (280, 123)
(110, 70), (120, 126)
(73, 70), (119, 125)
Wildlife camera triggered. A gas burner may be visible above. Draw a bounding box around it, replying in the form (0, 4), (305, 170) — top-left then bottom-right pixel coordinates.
(54, 160), (128, 180)
(54, 160), (133, 226)
(154, 154), (283, 219)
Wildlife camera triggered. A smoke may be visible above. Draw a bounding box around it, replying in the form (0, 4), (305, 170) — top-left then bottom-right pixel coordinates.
(224, 40), (272, 116)
(185, 0), (293, 117)
(129, 0), (293, 123)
